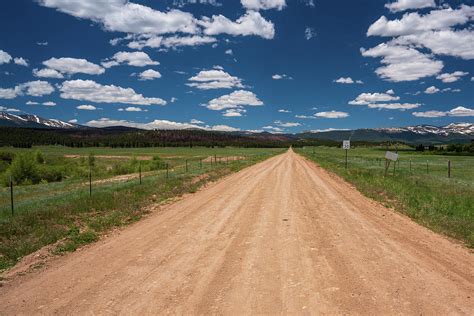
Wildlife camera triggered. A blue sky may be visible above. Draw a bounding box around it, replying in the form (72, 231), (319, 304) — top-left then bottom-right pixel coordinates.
(0, 0), (473, 133)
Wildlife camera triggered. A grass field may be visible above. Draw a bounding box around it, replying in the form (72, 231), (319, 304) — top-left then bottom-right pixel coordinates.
(0, 146), (285, 270)
(296, 146), (474, 248)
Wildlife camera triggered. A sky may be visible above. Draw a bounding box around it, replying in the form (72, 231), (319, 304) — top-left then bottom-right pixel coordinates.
(0, 0), (473, 133)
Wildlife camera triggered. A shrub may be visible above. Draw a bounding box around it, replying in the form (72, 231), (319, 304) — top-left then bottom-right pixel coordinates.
(8, 152), (40, 185)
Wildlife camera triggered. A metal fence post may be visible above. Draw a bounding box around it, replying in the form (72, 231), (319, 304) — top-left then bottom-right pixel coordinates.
(448, 160), (451, 178)
(10, 175), (14, 216)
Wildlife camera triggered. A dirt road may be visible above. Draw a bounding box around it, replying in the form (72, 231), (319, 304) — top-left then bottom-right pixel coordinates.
(1, 150), (473, 314)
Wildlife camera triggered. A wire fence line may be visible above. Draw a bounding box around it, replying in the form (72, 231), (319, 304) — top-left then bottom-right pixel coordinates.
(0, 154), (250, 219)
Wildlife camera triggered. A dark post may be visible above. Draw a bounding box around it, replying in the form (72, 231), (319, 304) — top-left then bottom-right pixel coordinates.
(139, 162), (142, 184)
(10, 175), (14, 216)
(448, 160), (451, 178)
(185, 160), (188, 172)
(345, 149), (348, 169)
(89, 166), (92, 196)
(214, 154), (217, 165)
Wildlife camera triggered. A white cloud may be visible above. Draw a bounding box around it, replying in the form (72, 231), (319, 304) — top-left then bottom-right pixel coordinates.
(314, 111), (349, 118)
(102, 51), (159, 68)
(393, 29), (474, 60)
(37, 42), (48, 46)
(123, 106), (144, 112)
(59, 79), (167, 105)
(424, 85), (440, 94)
(385, 0), (436, 13)
(68, 119), (78, 123)
(2, 81), (56, 98)
(274, 120), (301, 127)
(0, 50), (12, 65)
(137, 69), (162, 81)
(278, 109), (291, 113)
(43, 101), (56, 106)
(14, 57), (29, 67)
(0, 106), (21, 113)
(241, 0), (286, 10)
(170, 97), (178, 103)
(200, 11), (275, 39)
(367, 102), (420, 110)
(361, 43), (443, 81)
(86, 117), (239, 131)
(309, 128), (350, 133)
(77, 104), (97, 110)
(349, 91), (400, 105)
(26, 101), (39, 105)
(263, 125), (284, 132)
(128, 35), (217, 50)
(223, 108), (246, 117)
(303, 0), (315, 8)
(368, 5), (474, 37)
(43, 57), (105, 75)
(272, 74), (292, 80)
(206, 90), (263, 111)
(38, 0), (199, 35)
(33, 68), (64, 79)
(173, 0), (222, 8)
(334, 77), (364, 84)
(304, 27), (316, 40)
(225, 49), (234, 55)
(187, 69), (243, 90)
(413, 106), (474, 117)
(190, 119), (204, 124)
(436, 71), (468, 83)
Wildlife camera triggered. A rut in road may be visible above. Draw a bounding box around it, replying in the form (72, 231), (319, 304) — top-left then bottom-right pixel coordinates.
(1, 149), (473, 314)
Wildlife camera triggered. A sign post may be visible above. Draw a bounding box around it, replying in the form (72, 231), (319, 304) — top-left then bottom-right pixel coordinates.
(384, 151), (399, 176)
(342, 140), (350, 169)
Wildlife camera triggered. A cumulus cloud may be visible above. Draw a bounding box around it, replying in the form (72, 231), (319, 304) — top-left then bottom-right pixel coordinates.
(436, 71), (469, 83)
(14, 57), (29, 67)
(413, 106), (474, 117)
(278, 109), (291, 113)
(368, 6), (474, 37)
(385, 0), (436, 13)
(0, 50), (12, 65)
(77, 104), (97, 110)
(102, 51), (159, 68)
(263, 125), (284, 132)
(42, 57), (105, 76)
(59, 79), (167, 105)
(349, 91), (400, 105)
(361, 43), (443, 81)
(334, 77), (363, 84)
(223, 108), (246, 117)
(367, 102), (420, 110)
(43, 101), (56, 106)
(33, 68), (64, 79)
(128, 35), (217, 50)
(314, 111), (349, 118)
(1, 81), (55, 99)
(241, 0), (286, 11)
(0, 106), (21, 112)
(187, 69), (243, 90)
(206, 90), (263, 111)
(190, 119), (204, 124)
(86, 117), (239, 131)
(304, 27), (316, 40)
(200, 11), (275, 39)
(272, 74), (292, 80)
(274, 120), (301, 127)
(424, 85), (440, 94)
(136, 69), (162, 81)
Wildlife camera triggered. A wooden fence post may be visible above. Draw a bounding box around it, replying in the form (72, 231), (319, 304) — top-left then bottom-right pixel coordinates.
(139, 162), (142, 184)
(10, 175), (14, 216)
(89, 166), (92, 196)
(448, 160), (451, 178)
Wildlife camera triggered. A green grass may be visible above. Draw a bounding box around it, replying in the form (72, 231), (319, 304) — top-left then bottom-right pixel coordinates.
(0, 147), (284, 270)
(296, 146), (474, 248)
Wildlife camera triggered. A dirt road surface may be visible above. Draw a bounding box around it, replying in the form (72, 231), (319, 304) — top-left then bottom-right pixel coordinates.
(1, 150), (473, 314)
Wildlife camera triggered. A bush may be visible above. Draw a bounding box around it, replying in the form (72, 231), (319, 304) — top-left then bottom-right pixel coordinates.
(8, 152), (40, 185)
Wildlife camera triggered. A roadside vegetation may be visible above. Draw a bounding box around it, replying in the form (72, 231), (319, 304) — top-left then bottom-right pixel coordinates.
(296, 146), (474, 248)
(0, 146), (284, 270)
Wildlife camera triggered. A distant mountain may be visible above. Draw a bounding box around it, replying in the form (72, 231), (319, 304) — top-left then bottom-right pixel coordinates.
(0, 112), (81, 129)
(300, 123), (473, 144)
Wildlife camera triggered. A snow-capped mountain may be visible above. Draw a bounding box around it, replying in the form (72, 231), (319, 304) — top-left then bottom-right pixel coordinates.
(377, 123), (474, 136)
(0, 112), (80, 129)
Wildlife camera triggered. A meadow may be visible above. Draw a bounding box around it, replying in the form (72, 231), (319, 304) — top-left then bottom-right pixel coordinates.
(296, 146), (474, 248)
(0, 146), (285, 270)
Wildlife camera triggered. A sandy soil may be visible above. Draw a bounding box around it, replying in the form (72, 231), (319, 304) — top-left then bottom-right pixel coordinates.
(1, 149), (473, 314)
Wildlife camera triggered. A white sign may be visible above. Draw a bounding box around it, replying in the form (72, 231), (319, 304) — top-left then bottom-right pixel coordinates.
(385, 151), (399, 161)
(343, 140), (350, 150)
